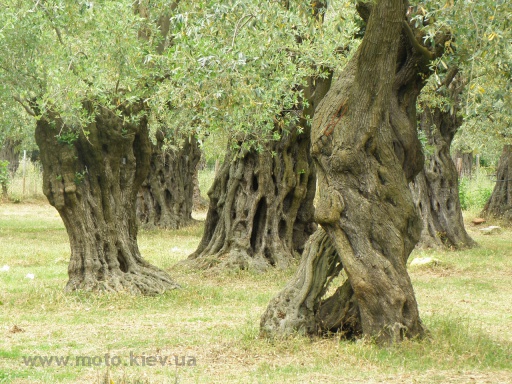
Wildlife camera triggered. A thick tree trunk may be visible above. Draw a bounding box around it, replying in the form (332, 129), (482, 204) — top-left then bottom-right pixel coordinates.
(186, 124), (318, 271)
(262, 0), (450, 344)
(482, 145), (512, 221)
(186, 72), (332, 271)
(185, 0), (333, 272)
(137, 132), (201, 229)
(260, 228), (363, 338)
(410, 71), (476, 249)
(35, 104), (178, 294)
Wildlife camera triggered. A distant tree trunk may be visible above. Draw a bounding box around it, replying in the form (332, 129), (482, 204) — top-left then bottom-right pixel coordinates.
(481, 145), (512, 221)
(186, 73), (332, 271)
(192, 155), (209, 211)
(453, 151), (473, 179)
(0, 138), (20, 174)
(137, 132), (201, 229)
(35, 103), (178, 294)
(410, 70), (476, 249)
(261, 0), (451, 344)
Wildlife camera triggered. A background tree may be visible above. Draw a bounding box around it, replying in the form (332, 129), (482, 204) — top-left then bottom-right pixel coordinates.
(440, 0), (512, 160)
(410, 67), (476, 249)
(134, 2), (202, 230)
(413, 0), (511, 221)
(481, 144), (512, 221)
(137, 130), (201, 229)
(165, 1), (357, 270)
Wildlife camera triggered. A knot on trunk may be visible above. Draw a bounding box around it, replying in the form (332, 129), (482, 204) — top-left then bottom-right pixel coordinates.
(315, 186), (344, 224)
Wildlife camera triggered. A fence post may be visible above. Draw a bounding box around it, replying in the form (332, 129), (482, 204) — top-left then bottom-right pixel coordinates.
(22, 150), (26, 197)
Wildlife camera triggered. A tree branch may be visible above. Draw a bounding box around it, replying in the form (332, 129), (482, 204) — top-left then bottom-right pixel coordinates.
(231, 14), (255, 48)
(401, 20), (434, 61)
(13, 95), (36, 117)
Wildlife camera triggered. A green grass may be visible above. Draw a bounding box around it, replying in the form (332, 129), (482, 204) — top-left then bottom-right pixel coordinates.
(1, 202), (511, 383)
(458, 168), (495, 213)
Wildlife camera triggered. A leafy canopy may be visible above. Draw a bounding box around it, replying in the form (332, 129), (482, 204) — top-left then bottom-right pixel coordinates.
(0, 0), (357, 151)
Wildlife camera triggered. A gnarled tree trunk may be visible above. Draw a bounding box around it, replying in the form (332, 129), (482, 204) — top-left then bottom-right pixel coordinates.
(261, 0), (450, 344)
(410, 70), (476, 249)
(186, 125), (317, 271)
(186, 73), (332, 271)
(482, 145), (512, 221)
(137, 132), (201, 229)
(35, 104), (178, 295)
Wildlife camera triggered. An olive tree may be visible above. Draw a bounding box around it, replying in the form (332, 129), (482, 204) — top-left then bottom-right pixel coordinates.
(0, 1), (180, 294)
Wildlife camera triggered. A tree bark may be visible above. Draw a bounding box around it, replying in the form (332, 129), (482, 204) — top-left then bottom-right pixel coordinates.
(410, 71), (476, 249)
(35, 103), (178, 294)
(481, 145), (512, 221)
(261, 0), (450, 344)
(186, 71), (332, 271)
(137, 132), (201, 229)
(192, 156), (209, 211)
(453, 151), (473, 179)
(186, 124), (318, 271)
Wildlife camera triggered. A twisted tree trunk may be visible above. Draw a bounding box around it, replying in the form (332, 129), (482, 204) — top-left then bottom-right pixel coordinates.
(186, 72), (332, 271)
(137, 132), (201, 229)
(261, 0), (450, 344)
(482, 145), (512, 221)
(35, 103), (178, 294)
(186, 125), (317, 271)
(410, 70), (476, 249)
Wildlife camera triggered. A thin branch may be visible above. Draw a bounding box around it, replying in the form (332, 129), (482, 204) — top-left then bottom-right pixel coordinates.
(38, 2), (65, 46)
(402, 20), (434, 61)
(231, 14), (255, 48)
(13, 95), (36, 117)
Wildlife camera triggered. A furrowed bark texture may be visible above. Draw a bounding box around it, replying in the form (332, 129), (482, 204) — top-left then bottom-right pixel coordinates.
(262, 0), (450, 344)
(410, 71), (476, 248)
(186, 125), (318, 271)
(35, 104), (178, 294)
(482, 145), (512, 221)
(186, 74), (332, 271)
(137, 132), (201, 229)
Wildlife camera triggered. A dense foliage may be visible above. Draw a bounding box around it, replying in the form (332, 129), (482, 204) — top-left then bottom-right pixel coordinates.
(0, 1), (509, 161)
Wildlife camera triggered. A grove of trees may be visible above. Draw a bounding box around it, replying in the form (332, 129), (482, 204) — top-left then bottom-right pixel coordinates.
(0, 0), (510, 344)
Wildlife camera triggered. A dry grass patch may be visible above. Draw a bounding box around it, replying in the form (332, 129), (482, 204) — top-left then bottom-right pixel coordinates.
(1, 202), (511, 383)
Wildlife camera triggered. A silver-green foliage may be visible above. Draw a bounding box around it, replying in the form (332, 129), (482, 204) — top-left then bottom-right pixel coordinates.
(0, 1), (358, 150)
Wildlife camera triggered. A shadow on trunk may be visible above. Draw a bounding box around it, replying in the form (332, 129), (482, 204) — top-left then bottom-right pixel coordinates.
(137, 131), (201, 229)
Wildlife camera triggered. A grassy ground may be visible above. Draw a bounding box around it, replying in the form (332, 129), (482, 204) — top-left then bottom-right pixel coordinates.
(0, 202), (511, 384)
